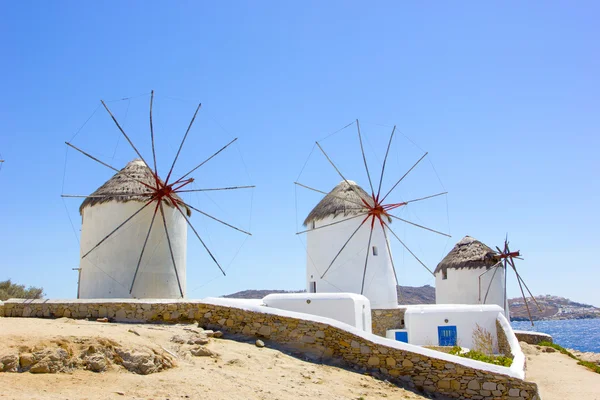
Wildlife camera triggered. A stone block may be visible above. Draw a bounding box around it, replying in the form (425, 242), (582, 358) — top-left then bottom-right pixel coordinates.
(467, 380), (481, 390)
(367, 356), (380, 366)
(508, 388), (521, 397)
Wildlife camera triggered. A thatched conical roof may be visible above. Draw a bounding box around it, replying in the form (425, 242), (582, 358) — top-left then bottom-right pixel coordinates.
(303, 180), (377, 226)
(79, 159), (191, 216)
(434, 236), (499, 274)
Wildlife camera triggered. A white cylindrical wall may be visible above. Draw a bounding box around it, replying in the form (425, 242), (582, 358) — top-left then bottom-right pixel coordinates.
(79, 201), (187, 299)
(305, 215), (398, 309)
(435, 266), (508, 316)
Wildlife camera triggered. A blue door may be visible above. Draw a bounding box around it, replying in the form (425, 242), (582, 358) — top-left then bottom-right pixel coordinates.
(394, 331), (408, 343)
(438, 326), (457, 346)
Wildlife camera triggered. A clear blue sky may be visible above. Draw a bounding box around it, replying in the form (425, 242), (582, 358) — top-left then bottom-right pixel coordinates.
(1, 2), (598, 306)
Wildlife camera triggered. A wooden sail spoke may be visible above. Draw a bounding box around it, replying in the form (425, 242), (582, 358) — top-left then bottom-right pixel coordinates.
(296, 212), (368, 235)
(404, 191), (448, 205)
(380, 152), (428, 203)
(294, 182), (366, 208)
(176, 199), (251, 236)
(165, 102), (202, 184)
(62, 193), (152, 199)
(172, 138), (238, 186)
(159, 202), (184, 298)
(81, 197), (156, 259)
(129, 202), (161, 294)
(171, 200), (226, 276)
(321, 215), (370, 279)
(101, 100), (151, 170)
(380, 222), (399, 287)
(65, 142), (155, 190)
(384, 221), (434, 276)
(149, 90), (159, 189)
(315, 142), (370, 204)
(360, 224), (375, 294)
(176, 185), (255, 193)
(389, 215), (451, 237)
(376, 125), (395, 201)
(356, 119), (375, 197)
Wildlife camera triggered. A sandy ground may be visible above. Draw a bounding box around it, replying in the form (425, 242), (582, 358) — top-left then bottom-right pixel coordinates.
(0, 318), (426, 400)
(521, 342), (600, 400)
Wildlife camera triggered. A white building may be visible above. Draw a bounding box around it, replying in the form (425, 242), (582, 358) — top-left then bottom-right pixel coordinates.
(263, 293), (372, 332)
(78, 159), (189, 299)
(403, 304), (504, 351)
(303, 181), (398, 309)
(435, 236), (508, 317)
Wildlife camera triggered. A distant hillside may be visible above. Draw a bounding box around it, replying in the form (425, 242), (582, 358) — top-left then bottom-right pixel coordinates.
(224, 287), (600, 321)
(223, 289), (304, 299)
(224, 285), (436, 305)
(509, 295), (600, 321)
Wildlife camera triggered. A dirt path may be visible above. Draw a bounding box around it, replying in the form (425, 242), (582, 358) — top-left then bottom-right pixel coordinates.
(0, 318), (425, 400)
(522, 342), (600, 400)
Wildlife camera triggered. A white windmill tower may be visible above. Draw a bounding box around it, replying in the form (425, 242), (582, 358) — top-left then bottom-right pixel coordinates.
(78, 159), (190, 299)
(62, 91), (253, 299)
(303, 180), (398, 309)
(435, 236), (507, 313)
(435, 235), (542, 324)
(296, 120), (450, 310)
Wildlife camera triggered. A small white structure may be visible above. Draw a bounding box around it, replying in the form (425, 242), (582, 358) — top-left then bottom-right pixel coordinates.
(78, 159), (189, 299)
(435, 236), (508, 317)
(263, 292), (372, 332)
(304, 181), (398, 309)
(404, 304), (504, 351)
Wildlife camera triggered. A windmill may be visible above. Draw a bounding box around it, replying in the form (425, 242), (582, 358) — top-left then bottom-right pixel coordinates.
(61, 91), (253, 298)
(295, 120), (450, 308)
(481, 236), (543, 326)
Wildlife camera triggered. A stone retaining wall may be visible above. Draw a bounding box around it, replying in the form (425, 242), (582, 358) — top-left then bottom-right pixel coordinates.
(0, 301), (4, 317)
(3, 299), (539, 400)
(371, 308), (406, 337)
(496, 320), (513, 358)
(514, 331), (553, 345)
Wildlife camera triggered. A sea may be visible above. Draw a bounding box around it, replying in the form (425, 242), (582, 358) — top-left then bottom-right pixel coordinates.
(511, 319), (600, 353)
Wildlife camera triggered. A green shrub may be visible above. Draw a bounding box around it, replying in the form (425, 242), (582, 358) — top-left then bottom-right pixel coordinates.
(0, 279), (44, 301)
(449, 346), (512, 367)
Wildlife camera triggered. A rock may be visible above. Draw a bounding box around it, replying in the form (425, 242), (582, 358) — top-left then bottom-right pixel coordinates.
(128, 329), (140, 336)
(482, 382), (497, 391)
(190, 346), (215, 357)
(212, 331), (223, 338)
(467, 380), (481, 390)
(85, 354), (108, 372)
(367, 356), (380, 366)
(0, 354), (19, 372)
(255, 339), (265, 348)
(29, 362), (52, 374)
(543, 346), (556, 353)
(115, 348), (172, 375)
(508, 388), (521, 397)
(19, 353), (36, 369)
(258, 326), (272, 336)
(171, 335), (186, 344)
(96, 317), (109, 323)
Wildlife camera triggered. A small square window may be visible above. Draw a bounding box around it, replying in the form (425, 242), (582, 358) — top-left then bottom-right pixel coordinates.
(372, 246), (378, 256)
(442, 269), (448, 280)
(309, 281), (316, 293)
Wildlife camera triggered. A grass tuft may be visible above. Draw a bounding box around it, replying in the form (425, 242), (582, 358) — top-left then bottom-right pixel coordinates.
(537, 341), (600, 374)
